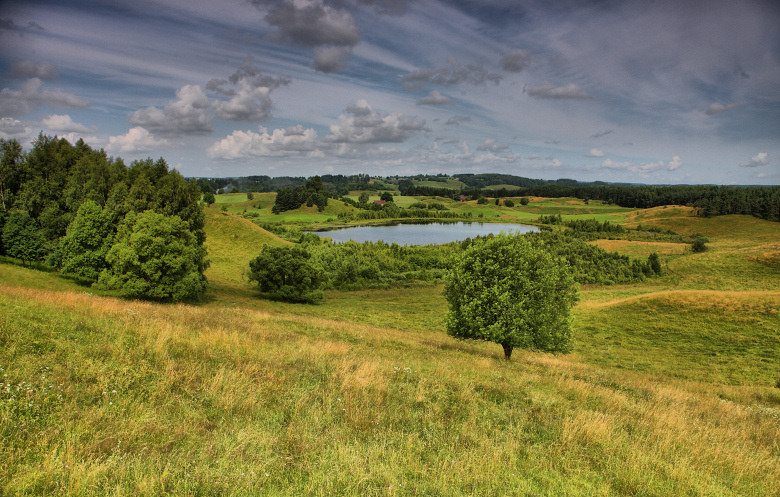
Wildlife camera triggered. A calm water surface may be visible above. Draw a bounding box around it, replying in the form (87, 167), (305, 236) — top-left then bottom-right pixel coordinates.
(310, 222), (538, 245)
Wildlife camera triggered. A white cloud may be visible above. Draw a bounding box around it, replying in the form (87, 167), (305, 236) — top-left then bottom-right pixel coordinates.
(207, 57), (290, 121)
(417, 90), (453, 106)
(129, 85), (212, 135)
(527, 83), (591, 99)
(325, 100), (427, 144)
(41, 114), (92, 133)
(208, 125), (319, 159)
(739, 152), (769, 168)
(213, 82), (272, 121)
(585, 148), (605, 157)
(0, 117), (30, 139)
(107, 126), (168, 153)
(705, 102), (739, 115)
(0, 78), (90, 117)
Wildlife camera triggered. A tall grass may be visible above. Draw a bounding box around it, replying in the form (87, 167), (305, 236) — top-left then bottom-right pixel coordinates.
(2, 283), (779, 495)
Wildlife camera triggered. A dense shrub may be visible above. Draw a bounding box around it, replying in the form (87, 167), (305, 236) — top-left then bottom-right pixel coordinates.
(248, 246), (324, 303)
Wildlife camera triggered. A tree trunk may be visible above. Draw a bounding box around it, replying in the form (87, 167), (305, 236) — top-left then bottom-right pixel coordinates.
(502, 343), (513, 361)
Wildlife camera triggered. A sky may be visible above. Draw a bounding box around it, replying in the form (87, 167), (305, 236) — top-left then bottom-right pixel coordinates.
(1, 0), (779, 184)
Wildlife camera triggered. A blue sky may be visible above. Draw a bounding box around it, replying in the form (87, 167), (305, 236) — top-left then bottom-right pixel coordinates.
(1, 0), (778, 184)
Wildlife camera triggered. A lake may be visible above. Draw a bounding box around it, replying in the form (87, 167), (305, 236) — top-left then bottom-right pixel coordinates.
(308, 222), (539, 245)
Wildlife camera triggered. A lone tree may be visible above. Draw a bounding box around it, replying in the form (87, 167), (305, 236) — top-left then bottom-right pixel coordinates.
(248, 246), (324, 303)
(444, 233), (578, 360)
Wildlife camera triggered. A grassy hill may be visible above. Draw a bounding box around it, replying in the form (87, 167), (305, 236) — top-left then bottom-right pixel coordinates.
(2, 201), (779, 496)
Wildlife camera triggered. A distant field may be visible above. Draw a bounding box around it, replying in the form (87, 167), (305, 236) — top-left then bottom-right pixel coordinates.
(2, 197), (780, 496)
(413, 179), (466, 190)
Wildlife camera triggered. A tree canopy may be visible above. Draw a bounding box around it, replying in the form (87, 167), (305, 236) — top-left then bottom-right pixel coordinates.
(98, 211), (208, 301)
(444, 233), (578, 360)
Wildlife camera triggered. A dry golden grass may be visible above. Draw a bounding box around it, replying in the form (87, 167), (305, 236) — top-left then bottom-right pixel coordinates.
(591, 239), (689, 257)
(3, 279), (779, 495)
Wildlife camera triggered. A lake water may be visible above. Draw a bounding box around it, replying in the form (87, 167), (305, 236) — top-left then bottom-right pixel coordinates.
(309, 222), (539, 245)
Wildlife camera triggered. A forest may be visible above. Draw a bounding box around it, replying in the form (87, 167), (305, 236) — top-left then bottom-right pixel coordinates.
(0, 135), (207, 301)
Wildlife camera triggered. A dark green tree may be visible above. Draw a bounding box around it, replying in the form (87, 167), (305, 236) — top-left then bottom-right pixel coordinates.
(358, 192), (370, 204)
(248, 246), (324, 303)
(380, 191), (394, 203)
(59, 200), (114, 281)
(503, 199), (515, 207)
(98, 210), (208, 302)
(203, 192), (216, 206)
(444, 233), (578, 360)
(2, 210), (48, 265)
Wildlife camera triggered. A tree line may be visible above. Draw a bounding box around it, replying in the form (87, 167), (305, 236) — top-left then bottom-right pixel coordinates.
(398, 180), (780, 222)
(0, 135), (207, 301)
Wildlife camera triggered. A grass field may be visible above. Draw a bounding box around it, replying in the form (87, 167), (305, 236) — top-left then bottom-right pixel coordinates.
(2, 197), (779, 496)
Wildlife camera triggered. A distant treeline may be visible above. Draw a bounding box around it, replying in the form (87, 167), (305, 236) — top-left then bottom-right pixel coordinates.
(194, 173), (389, 196)
(400, 177), (780, 222)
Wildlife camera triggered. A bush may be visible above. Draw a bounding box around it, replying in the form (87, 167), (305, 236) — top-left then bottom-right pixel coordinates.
(692, 239), (708, 253)
(503, 199), (515, 207)
(248, 246), (324, 303)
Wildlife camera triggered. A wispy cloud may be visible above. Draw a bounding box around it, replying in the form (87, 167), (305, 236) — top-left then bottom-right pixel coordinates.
(402, 56), (502, 89)
(527, 83), (590, 99)
(0, 78), (90, 117)
(417, 90), (452, 106)
(705, 102), (739, 115)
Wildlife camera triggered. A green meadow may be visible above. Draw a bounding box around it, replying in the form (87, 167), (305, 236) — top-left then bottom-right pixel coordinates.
(2, 196), (779, 496)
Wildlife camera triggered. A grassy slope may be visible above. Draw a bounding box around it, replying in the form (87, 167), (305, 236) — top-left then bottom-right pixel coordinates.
(2, 202), (780, 496)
